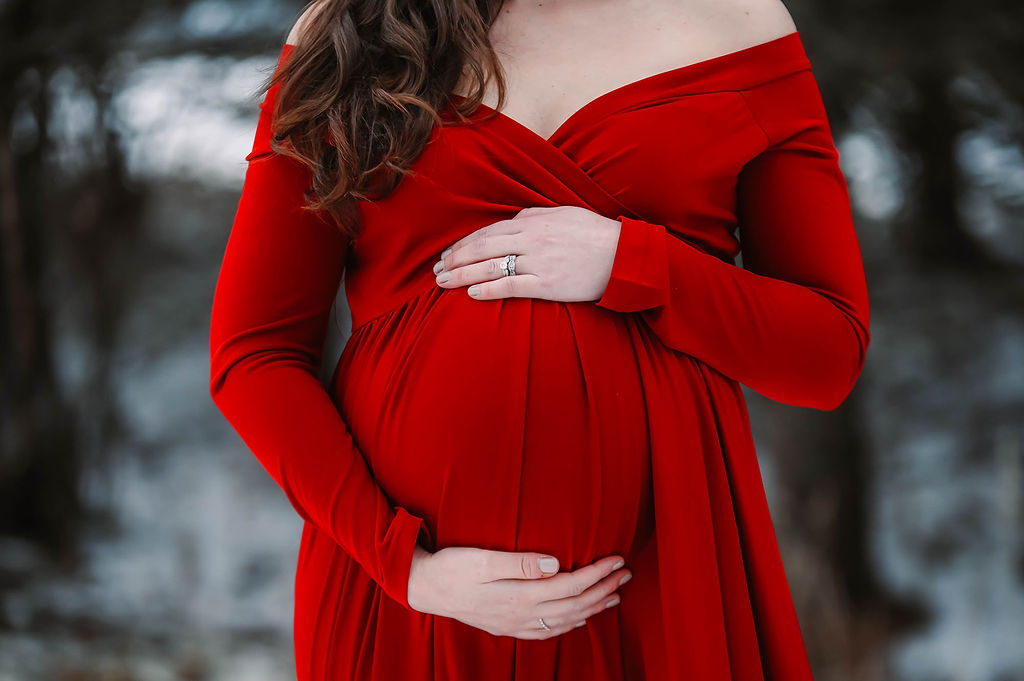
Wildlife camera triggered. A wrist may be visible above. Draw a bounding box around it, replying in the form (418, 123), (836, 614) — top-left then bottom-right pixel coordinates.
(407, 543), (433, 614)
(595, 217), (624, 302)
(594, 215), (670, 313)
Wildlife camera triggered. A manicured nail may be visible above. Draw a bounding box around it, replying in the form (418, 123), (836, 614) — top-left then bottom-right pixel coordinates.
(436, 273), (450, 284)
(619, 572), (631, 586)
(441, 247), (452, 259)
(467, 285), (481, 297)
(575, 620), (586, 627)
(611, 559), (625, 570)
(433, 260), (444, 274)
(537, 556), (559, 573)
(605, 597), (620, 608)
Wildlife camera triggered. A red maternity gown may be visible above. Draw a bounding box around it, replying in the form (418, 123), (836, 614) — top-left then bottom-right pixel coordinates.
(209, 30), (870, 680)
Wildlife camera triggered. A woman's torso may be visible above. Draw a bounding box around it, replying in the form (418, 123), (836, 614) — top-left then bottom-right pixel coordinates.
(324, 13), (808, 568)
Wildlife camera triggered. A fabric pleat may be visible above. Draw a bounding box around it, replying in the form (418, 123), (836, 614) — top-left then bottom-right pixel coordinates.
(209, 28), (870, 680)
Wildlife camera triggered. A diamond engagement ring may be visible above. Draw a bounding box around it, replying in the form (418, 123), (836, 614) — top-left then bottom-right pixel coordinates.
(499, 254), (517, 277)
(538, 617), (551, 631)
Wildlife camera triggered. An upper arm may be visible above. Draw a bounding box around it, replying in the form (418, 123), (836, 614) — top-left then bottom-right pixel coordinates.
(286, 0), (330, 46)
(737, 69), (871, 355)
(211, 115), (347, 393)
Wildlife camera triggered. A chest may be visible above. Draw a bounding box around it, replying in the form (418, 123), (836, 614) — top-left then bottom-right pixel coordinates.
(430, 90), (766, 243)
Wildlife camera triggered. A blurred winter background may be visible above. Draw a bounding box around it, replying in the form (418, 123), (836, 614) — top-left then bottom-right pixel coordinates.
(0, 1), (1022, 679)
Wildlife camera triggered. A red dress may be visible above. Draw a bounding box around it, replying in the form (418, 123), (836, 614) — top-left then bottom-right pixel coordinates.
(209, 30), (870, 680)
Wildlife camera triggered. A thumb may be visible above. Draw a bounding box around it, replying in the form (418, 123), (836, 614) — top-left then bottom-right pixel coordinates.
(488, 551), (560, 580)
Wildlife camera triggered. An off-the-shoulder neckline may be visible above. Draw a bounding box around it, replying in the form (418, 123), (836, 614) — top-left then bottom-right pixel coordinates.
(277, 29), (810, 146)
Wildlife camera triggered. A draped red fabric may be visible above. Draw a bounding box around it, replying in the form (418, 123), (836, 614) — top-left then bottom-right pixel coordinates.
(209, 30), (869, 680)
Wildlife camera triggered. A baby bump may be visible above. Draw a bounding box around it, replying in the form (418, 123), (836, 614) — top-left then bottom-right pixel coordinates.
(334, 286), (652, 568)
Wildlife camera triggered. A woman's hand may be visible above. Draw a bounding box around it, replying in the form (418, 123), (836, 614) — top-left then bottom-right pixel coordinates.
(407, 544), (632, 640)
(432, 206), (622, 303)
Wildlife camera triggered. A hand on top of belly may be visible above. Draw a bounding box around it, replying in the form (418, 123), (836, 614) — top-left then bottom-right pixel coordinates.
(406, 543), (632, 640)
(432, 205), (621, 304)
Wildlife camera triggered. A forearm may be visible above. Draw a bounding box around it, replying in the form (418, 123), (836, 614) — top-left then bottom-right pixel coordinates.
(597, 215), (868, 409)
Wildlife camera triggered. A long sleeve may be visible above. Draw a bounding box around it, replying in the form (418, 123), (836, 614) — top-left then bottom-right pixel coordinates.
(208, 44), (430, 611)
(595, 68), (870, 411)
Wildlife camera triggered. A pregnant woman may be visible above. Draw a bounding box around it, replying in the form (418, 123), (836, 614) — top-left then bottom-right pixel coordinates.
(208, 0), (870, 678)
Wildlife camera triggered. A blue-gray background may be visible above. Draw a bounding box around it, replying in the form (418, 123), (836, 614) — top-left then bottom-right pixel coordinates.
(1, 1), (1022, 679)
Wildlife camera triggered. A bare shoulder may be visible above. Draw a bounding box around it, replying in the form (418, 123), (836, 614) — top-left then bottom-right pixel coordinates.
(718, 0), (798, 41)
(671, 0), (798, 48)
(286, 0), (331, 46)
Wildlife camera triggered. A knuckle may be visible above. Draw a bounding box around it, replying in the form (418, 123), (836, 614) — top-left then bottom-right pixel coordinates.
(519, 554), (532, 579)
(580, 595), (602, 616)
(598, 589), (620, 608)
(581, 588), (605, 610)
(583, 597), (607, 618)
(601, 583), (621, 603)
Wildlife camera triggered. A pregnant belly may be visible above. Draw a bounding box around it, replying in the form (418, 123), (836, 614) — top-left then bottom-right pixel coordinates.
(333, 285), (652, 569)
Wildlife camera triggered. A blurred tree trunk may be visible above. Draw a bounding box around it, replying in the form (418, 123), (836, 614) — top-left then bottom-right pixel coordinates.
(0, 0), (169, 565)
(0, 55), (82, 565)
(0, 0), (271, 568)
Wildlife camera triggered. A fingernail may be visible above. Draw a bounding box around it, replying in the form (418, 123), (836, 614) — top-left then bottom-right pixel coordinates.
(441, 248), (452, 259)
(605, 597), (620, 608)
(433, 260), (444, 274)
(611, 559), (625, 570)
(575, 620), (586, 627)
(436, 273), (450, 284)
(537, 556), (559, 573)
(467, 285), (481, 297)
(619, 572), (631, 586)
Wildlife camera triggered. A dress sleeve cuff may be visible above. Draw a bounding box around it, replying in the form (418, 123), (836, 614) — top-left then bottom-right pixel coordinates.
(595, 215), (670, 312)
(380, 506), (434, 613)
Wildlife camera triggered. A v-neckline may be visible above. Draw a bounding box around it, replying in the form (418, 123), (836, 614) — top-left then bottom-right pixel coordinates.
(277, 29), (808, 151)
(447, 29), (803, 146)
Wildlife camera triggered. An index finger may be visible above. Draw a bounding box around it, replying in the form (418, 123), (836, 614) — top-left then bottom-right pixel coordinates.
(442, 218), (518, 259)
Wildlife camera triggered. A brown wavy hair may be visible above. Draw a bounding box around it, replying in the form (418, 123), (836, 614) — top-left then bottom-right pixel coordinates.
(257, 0), (509, 241)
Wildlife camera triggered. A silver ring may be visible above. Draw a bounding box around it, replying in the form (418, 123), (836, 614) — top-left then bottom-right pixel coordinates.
(538, 617), (550, 631)
(499, 254), (517, 277)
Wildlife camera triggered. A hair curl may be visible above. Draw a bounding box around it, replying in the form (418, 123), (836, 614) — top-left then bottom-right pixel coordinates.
(257, 0), (509, 241)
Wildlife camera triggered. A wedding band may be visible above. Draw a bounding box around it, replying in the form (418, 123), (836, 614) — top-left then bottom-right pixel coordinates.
(538, 617), (551, 631)
(499, 254), (517, 277)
